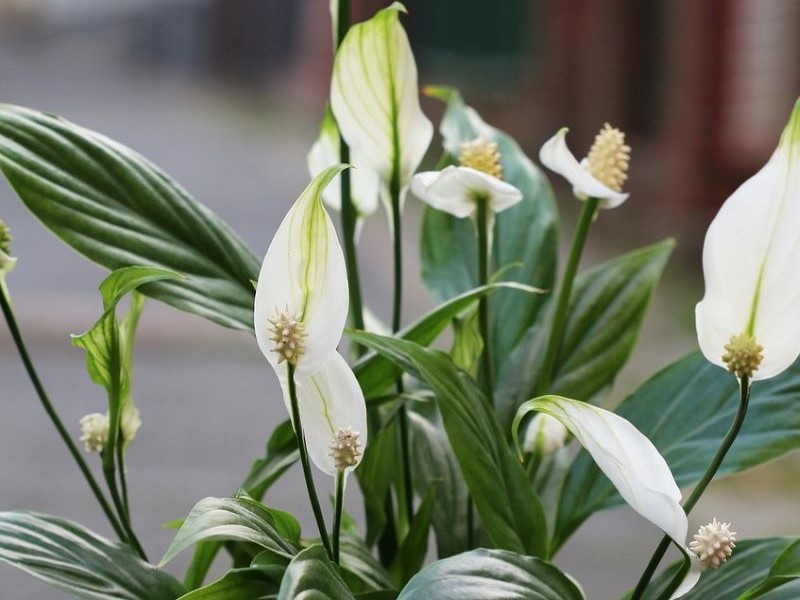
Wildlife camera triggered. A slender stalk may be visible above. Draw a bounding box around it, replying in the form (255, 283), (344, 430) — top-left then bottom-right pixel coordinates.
(287, 363), (333, 559)
(102, 462), (147, 560)
(397, 403), (414, 522)
(339, 141), (365, 347)
(536, 197), (599, 396)
(0, 282), (127, 541)
(476, 197), (494, 406)
(332, 470), (345, 564)
(630, 376), (751, 600)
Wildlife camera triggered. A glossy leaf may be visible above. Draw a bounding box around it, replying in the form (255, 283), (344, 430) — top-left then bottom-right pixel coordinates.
(554, 353), (800, 551)
(740, 539), (800, 599)
(241, 420), (299, 500)
(421, 88), (558, 378)
(397, 549), (584, 600)
(0, 511), (185, 600)
(160, 497), (300, 566)
(351, 332), (548, 557)
(389, 489), (436, 586)
(339, 535), (395, 593)
(354, 281), (541, 399)
(496, 239), (673, 427)
(277, 545), (356, 600)
(178, 567), (284, 600)
(0, 105), (260, 330)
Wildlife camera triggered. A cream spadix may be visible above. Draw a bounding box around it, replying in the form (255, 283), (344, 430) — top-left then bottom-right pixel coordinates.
(330, 2), (432, 211)
(696, 99), (800, 381)
(513, 396), (701, 598)
(254, 165), (349, 379)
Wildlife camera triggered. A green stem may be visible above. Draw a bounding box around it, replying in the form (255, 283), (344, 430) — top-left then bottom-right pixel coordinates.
(536, 197), (599, 396)
(397, 403), (414, 523)
(333, 470), (345, 564)
(102, 461), (147, 560)
(476, 198), (494, 406)
(0, 282), (127, 542)
(339, 140), (365, 354)
(630, 376), (751, 600)
(287, 362), (333, 559)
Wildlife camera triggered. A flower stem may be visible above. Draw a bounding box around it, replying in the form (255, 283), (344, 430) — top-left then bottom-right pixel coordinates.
(0, 282), (127, 542)
(536, 197), (599, 395)
(333, 470), (345, 564)
(476, 197), (494, 406)
(286, 362), (333, 559)
(630, 375), (751, 600)
(102, 460), (147, 560)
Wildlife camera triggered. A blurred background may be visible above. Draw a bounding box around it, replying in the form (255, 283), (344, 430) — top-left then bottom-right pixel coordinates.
(1, 0), (799, 598)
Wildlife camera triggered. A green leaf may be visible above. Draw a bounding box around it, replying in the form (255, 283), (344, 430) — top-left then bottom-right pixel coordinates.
(178, 567), (284, 600)
(339, 535), (395, 593)
(0, 104), (260, 330)
(496, 239), (674, 427)
(277, 545), (356, 600)
(740, 539), (800, 599)
(397, 548), (584, 600)
(389, 489), (436, 587)
(408, 411), (469, 558)
(0, 511), (185, 600)
(638, 538), (794, 600)
(554, 353), (800, 551)
(354, 282), (541, 399)
(161, 497), (300, 566)
(450, 305), (482, 378)
(241, 420), (300, 500)
(422, 89), (558, 378)
(351, 332), (548, 558)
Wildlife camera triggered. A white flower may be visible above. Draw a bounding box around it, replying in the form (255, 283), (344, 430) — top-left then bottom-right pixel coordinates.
(522, 413), (568, 456)
(330, 2), (433, 212)
(539, 123), (630, 209)
(79, 413), (109, 453)
(254, 165), (349, 379)
(411, 137), (522, 219)
(254, 166), (367, 476)
(307, 107), (380, 225)
(696, 99), (800, 381)
(0, 219), (16, 280)
(690, 518), (736, 570)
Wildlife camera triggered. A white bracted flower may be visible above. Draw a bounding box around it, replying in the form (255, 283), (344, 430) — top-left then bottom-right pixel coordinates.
(696, 99), (800, 381)
(539, 123), (631, 209)
(690, 518), (736, 570)
(79, 413), (109, 453)
(522, 413), (568, 456)
(255, 165), (367, 476)
(307, 107), (380, 229)
(411, 136), (523, 219)
(330, 2), (433, 213)
(0, 219), (17, 280)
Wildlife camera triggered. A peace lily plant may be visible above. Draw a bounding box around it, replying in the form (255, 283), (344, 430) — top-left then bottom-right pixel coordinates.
(1, 2), (799, 599)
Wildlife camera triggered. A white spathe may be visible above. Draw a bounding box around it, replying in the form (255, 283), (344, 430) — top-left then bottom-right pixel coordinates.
(539, 128), (629, 209)
(410, 166), (522, 219)
(283, 351), (368, 477)
(696, 99), (800, 381)
(254, 165), (349, 378)
(523, 396), (701, 599)
(307, 108), (380, 222)
(330, 2), (432, 210)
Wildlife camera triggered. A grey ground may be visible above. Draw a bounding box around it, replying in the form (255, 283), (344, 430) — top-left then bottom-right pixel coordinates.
(1, 17), (799, 600)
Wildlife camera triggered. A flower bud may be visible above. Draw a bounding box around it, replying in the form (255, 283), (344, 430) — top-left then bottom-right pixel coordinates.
(79, 413), (109, 453)
(0, 219), (17, 278)
(523, 413), (568, 456)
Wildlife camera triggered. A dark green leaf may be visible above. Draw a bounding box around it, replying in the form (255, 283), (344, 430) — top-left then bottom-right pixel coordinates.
(178, 567), (284, 600)
(496, 239), (674, 427)
(408, 412), (469, 558)
(351, 332), (548, 558)
(277, 545), (355, 600)
(422, 88), (558, 378)
(389, 489), (436, 587)
(638, 538), (794, 600)
(242, 420), (300, 501)
(339, 535), (395, 593)
(161, 497), (300, 566)
(397, 548), (584, 600)
(354, 282), (540, 399)
(554, 353), (800, 551)
(740, 539), (800, 599)
(0, 105), (260, 330)
(0, 511), (185, 600)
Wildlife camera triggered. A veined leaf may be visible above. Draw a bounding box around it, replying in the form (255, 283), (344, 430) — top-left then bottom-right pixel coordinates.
(339, 535), (395, 593)
(554, 353), (800, 552)
(277, 545), (356, 600)
(0, 104), (260, 330)
(0, 511), (184, 600)
(421, 88), (558, 379)
(177, 567), (284, 600)
(397, 549), (584, 600)
(351, 332), (548, 558)
(160, 497), (300, 566)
